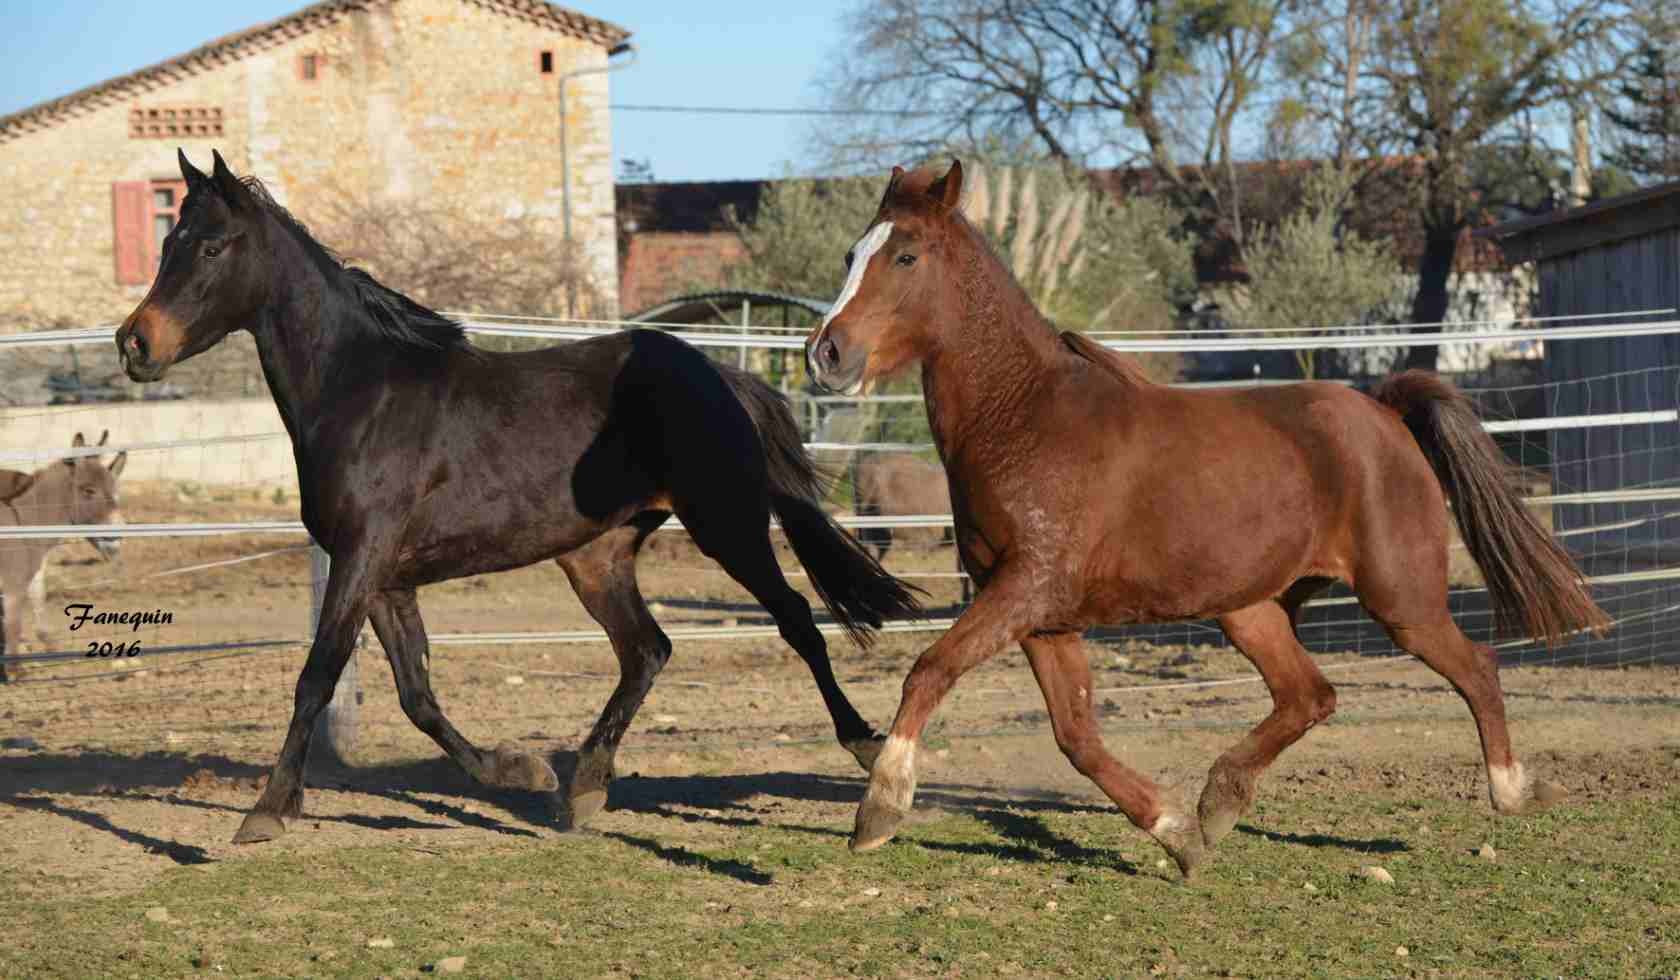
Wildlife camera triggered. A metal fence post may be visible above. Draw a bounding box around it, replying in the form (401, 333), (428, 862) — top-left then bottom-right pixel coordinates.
(310, 540), (360, 762)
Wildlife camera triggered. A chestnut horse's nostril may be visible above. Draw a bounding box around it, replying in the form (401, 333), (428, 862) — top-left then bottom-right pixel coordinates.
(125, 330), (146, 361)
(820, 337), (840, 369)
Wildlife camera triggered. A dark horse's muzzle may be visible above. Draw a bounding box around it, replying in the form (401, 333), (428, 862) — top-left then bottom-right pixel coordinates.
(116, 311), (176, 383)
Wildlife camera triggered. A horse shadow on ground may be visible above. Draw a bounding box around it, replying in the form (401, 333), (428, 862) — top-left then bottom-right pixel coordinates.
(1, 747), (1406, 879)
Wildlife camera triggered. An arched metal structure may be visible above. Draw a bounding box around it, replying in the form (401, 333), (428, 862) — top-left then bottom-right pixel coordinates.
(625, 290), (829, 327)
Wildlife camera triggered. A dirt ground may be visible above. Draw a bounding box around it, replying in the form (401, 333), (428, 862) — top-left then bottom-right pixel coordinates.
(3, 484), (1679, 916)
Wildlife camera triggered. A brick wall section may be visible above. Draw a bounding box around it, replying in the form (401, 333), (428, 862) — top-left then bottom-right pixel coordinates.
(617, 231), (747, 314)
(0, 0), (622, 328)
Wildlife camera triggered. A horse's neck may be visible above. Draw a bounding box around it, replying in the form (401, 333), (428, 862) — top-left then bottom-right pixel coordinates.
(249, 258), (358, 449)
(921, 259), (1061, 462)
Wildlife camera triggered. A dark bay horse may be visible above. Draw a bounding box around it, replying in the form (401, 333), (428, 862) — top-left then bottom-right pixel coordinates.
(805, 160), (1608, 877)
(115, 150), (919, 844)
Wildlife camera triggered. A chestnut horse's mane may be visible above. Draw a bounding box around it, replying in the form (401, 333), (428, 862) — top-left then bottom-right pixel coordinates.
(885, 163), (1151, 387)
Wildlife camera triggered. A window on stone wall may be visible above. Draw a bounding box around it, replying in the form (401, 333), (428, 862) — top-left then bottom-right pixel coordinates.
(128, 105), (223, 139)
(540, 51), (554, 74)
(112, 179), (189, 285)
(299, 53), (321, 81)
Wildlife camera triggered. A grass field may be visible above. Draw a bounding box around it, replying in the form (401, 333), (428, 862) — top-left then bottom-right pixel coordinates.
(4, 485), (1679, 978)
(4, 725), (1677, 979)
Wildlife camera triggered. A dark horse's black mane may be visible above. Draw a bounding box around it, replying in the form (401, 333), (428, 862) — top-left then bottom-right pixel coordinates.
(238, 176), (473, 356)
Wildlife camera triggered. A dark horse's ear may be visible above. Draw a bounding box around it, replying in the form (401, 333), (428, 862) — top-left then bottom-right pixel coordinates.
(926, 159), (964, 212)
(178, 148), (210, 191)
(210, 149), (251, 210)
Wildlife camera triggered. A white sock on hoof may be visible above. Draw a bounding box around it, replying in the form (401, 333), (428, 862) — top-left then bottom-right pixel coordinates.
(1488, 762), (1530, 812)
(867, 734), (917, 811)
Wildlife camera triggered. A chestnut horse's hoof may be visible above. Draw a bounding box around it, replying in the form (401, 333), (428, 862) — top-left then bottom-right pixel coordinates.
(1197, 763), (1256, 850)
(1530, 779), (1568, 809)
(232, 811), (287, 844)
(491, 744), (559, 792)
(843, 736), (887, 773)
(1150, 812), (1206, 881)
(849, 798), (907, 852)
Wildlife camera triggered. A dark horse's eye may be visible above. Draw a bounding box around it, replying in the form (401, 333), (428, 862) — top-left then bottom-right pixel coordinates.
(203, 243), (223, 258)
(896, 253), (917, 267)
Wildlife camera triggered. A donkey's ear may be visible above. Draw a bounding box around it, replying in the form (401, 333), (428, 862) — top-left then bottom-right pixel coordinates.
(108, 451), (128, 480)
(179, 148), (209, 190)
(210, 149), (250, 209)
(927, 159), (964, 212)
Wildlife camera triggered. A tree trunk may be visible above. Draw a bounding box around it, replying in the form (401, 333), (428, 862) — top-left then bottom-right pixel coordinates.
(1402, 224), (1460, 372)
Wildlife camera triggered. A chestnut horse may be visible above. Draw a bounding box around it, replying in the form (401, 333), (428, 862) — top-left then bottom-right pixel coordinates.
(805, 160), (1609, 876)
(115, 150), (919, 844)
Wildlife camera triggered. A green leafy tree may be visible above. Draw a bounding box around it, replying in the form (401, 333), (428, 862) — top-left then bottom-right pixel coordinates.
(1278, 0), (1642, 370)
(1220, 165), (1403, 378)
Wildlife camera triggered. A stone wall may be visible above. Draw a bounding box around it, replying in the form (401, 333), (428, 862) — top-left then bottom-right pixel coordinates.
(0, 0), (620, 329)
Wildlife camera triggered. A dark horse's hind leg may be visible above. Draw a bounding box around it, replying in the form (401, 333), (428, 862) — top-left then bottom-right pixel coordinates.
(1199, 592), (1338, 851)
(367, 589), (558, 792)
(553, 517), (672, 828)
(677, 497), (883, 771)
(234, 561), (368, 843)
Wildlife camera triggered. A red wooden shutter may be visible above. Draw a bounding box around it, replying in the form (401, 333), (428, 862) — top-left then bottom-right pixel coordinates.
(112, 181), (149, 285)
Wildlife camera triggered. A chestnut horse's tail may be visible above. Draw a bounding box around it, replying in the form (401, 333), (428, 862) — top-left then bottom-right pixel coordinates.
(1372, 370), (1609, 644)
(716, 365), (924, 646)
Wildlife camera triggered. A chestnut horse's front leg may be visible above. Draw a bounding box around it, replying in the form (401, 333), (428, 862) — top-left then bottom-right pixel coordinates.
(232, 551), (373, 844)
(850, 562), (1045, 852)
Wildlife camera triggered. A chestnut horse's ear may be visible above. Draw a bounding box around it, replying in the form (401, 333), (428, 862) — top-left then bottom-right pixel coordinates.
(927, 159), (964, 212)
(71, 432), (86, 449)
(97, 430), (109, 446)
(178, 148), (209, 191)
(210, 149), (251, 209)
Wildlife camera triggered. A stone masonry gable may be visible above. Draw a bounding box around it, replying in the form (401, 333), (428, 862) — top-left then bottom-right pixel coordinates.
(0, 0), (629, 143)
(0, 0), (627, 325)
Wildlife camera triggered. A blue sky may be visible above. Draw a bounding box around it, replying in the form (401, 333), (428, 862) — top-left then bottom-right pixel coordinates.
(0, 0), (850, 182)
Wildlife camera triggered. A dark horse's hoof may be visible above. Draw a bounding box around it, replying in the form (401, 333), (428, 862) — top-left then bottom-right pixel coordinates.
(843, 736), (887, 773)
(232, 811), (287, 844)
(562, 789), (609, 830)
(491, 744), (560, 792)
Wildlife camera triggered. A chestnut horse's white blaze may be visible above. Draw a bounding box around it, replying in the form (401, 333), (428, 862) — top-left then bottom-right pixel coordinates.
(809, 220), (894, 388)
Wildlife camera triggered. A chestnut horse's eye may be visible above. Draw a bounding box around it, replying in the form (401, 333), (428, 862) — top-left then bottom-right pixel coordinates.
(896, 253), (917, 267)
(843, 250), (855, 270)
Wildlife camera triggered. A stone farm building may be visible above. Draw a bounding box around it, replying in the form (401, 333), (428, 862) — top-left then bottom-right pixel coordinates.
(0, 0), (629, 327)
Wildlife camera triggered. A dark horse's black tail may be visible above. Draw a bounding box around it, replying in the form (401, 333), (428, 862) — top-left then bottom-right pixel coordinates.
(1373, 370), (1609, 645)
(717, 365), (924, 646)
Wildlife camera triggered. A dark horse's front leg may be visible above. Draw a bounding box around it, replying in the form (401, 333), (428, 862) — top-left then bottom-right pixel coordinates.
(233, 556), (370, 843)
(367, 588), (558, 792)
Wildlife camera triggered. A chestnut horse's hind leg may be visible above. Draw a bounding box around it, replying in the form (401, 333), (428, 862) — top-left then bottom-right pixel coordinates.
(675, 498), (884, 771)
(1023, 632), (1204, 878)
(233, 561), (369, 844)
(1378, 614), (1566, 815)
(553, 520), (671, 828)
(1200, 599), (1337, 850)
(368, 589), (559, 793)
